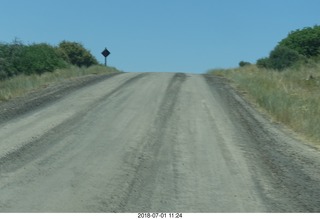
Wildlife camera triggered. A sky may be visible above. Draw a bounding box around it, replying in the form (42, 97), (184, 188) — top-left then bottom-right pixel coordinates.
(1, 0), (319, 73)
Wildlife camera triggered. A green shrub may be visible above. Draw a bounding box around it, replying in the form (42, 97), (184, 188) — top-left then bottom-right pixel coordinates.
(268, 46), (304, 70)
(256, 25), (320, 71)
(239, 61), (251, 67)
(278, 25), (320, 57)
(58, 41), (98, 67)
(257, 47), (304, 70)
(256, 57), (271, 69)
(0, 39), (99, 79)
(17, 43), (67, 75)
(0, 40), (25, 78)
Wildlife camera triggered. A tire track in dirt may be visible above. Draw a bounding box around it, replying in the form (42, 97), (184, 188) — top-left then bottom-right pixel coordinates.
(108, 73), (187, 212)
(0, 73), (148, 173)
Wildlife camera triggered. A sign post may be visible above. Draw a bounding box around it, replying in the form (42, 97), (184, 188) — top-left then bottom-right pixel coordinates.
(101, 48), (111, 66)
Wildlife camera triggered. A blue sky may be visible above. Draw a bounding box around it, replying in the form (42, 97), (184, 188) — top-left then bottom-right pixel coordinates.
(1, 0), (319, 73)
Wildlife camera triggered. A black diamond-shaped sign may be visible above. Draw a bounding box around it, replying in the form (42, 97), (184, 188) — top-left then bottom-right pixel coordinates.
(101, 48), (110, 57)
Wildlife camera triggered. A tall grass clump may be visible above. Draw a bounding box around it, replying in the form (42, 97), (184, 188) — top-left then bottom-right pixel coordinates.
(208, 64), (320, 143)
(0, 65), (120, 101)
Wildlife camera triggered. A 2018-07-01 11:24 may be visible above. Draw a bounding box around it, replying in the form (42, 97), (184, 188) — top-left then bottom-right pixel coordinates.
(137, 213), (183, 218)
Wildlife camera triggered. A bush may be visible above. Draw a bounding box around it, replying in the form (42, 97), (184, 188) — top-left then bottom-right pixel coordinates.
(267, 46), (304, 70)
(256, 47), (304, 70)
(239, 61), (251, 67)
(17, 43), (67, 75)
(256, 25), (320, 71)
(278, 25), (320, 57)
(58, 41), (98, 67)
(0, 39), (99, 79)
(0, 40), (25, 78)
(256, 57), (271, 69)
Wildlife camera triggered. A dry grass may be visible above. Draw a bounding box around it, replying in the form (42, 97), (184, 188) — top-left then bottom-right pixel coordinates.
(0, 65), (120, 101)
(208, 64), (320, 144)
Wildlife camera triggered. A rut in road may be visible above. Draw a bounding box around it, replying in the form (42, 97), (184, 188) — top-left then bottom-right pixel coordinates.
(0, 73), (148, 173)
(0, 72), (319, 212)
(109, 73), (187, 212)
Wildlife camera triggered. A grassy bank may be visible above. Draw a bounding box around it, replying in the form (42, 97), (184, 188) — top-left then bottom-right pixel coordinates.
(208, 64), (320, 144)
(0, 65), (120, 101)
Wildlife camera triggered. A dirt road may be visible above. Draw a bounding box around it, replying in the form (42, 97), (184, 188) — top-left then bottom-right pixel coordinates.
(0, 72), (319, 212)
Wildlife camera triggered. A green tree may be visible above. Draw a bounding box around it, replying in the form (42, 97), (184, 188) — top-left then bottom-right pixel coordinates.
(278, 25), (320, 57)
(17, 43), (67, 75)
(0, 39), (25, 78)
(267, 46), (304, 70)
(58, 41), (98, 67)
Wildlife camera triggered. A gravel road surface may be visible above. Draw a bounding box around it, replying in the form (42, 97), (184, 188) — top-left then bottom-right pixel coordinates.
(0, 72), (319, 212)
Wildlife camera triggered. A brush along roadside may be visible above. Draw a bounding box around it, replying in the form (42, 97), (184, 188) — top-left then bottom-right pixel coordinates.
(207, 64), (320, 145)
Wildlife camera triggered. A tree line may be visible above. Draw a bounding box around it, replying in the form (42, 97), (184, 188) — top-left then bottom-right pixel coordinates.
(240, 25), (320, 71)
(0, 40), (98, 80)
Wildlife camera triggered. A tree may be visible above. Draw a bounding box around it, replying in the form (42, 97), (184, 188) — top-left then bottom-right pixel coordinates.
(17, 43), (67, 75)
(0, 39), (25, 78)
(267, 46), (304, 70)
(278, 25), (320, 57)
(58, 41), (98, 67)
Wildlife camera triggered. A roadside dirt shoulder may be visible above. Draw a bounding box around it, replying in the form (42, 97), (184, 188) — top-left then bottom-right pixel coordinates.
(204, 74), (320, 212)
(0, 73), (120, 124)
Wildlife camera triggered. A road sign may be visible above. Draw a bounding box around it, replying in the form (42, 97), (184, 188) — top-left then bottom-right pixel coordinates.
(101, 48), (110, 57)
(101, 48), (111, 66)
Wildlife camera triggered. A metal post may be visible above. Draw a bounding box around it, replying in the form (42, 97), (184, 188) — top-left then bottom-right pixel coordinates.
(105, 56), (107, 66)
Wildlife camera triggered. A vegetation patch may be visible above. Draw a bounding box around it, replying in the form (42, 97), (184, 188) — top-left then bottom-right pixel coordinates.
(0, 65), (120, 102)
(256, 25), (320, 71)
(0, 39), (100, 80)
(208, 64), (320, 144)
(0, 39), (120, 102)
(208, 25), (320, 144)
